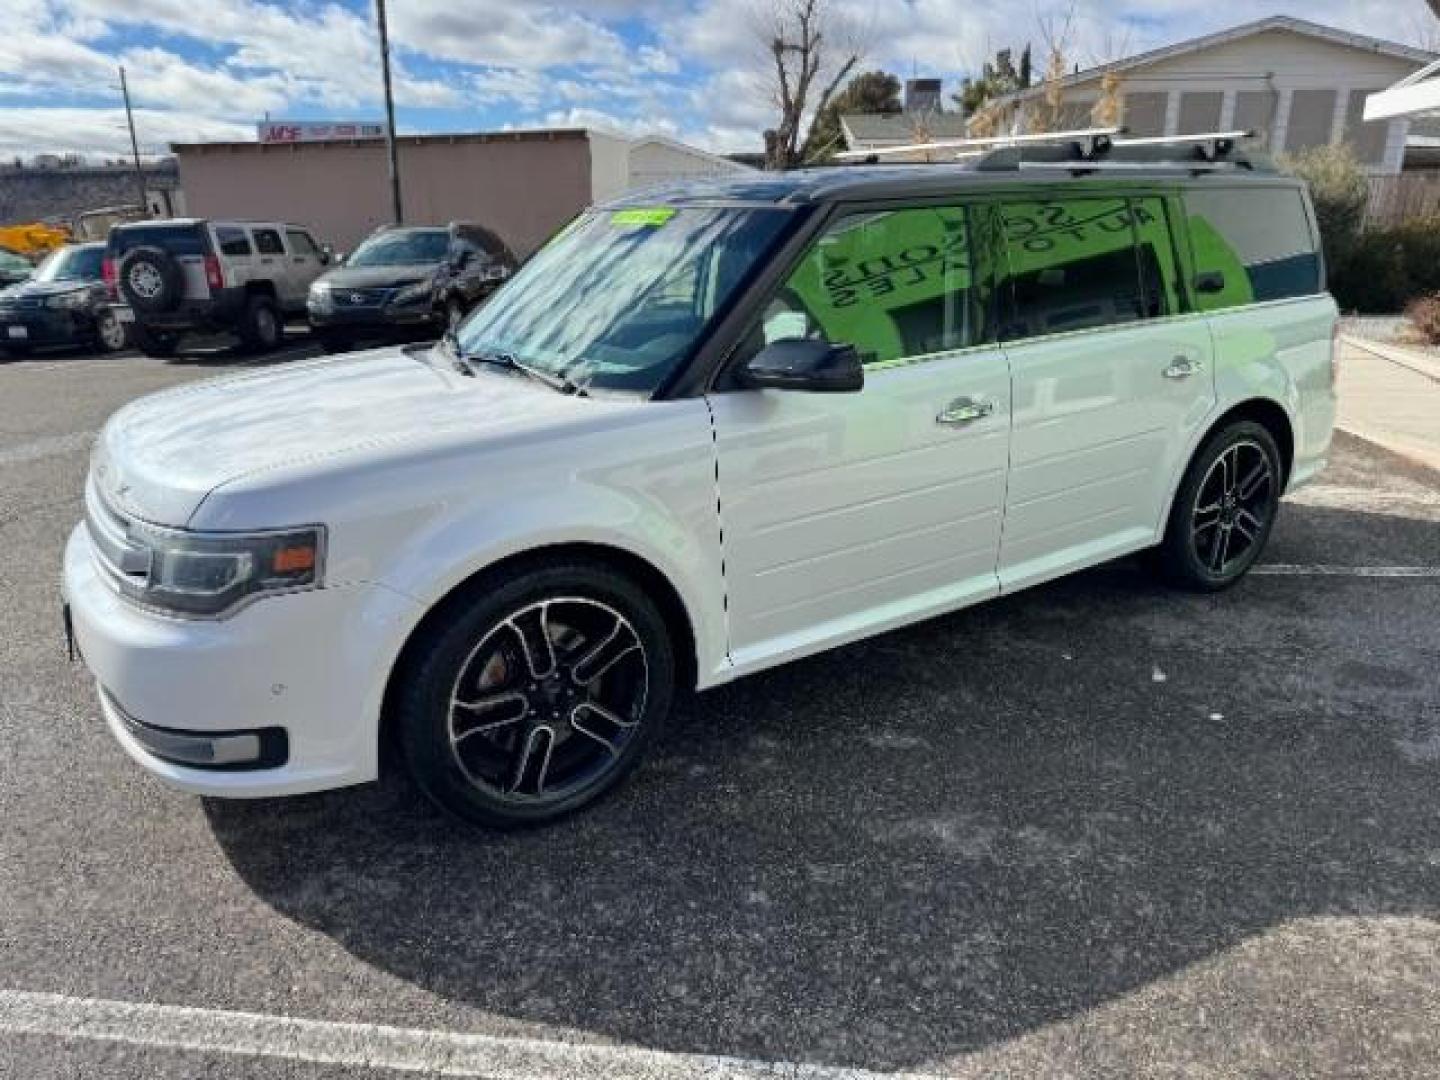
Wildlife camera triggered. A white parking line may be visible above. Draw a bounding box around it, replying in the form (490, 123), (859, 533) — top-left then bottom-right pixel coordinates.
(0, 430), (93, 466)
(1252, 564), (1440, 578)
(0, 989), (946, 1079)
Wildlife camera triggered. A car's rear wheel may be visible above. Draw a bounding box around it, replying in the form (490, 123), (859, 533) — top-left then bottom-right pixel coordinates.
(238, 295), (282, 352)
(396, 559), (676, 828)
(95, 309), (128, 352)
(131, 323), (180, 358)
(1156, 420), (1283, 591)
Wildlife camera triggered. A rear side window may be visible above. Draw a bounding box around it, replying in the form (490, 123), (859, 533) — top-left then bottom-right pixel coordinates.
(109, 225), (206, 257)
(1183, 187), (1321, 310)
(285, 230), (319, 257)
(215, 226), (252, 256)
(762, 205), (985, 367)
(251, 228), (285, 255)
(999, 197), (1178, 340)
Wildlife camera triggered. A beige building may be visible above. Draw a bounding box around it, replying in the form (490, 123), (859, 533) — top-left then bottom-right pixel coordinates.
(987, 17), (1434, 175)
(173, 128), (752, 256)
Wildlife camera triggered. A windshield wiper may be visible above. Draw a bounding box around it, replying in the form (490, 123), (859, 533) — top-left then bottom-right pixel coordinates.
(443, 332), (587, 397)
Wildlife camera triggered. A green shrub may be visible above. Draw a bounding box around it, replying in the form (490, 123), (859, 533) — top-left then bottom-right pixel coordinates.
(1327, 217), (1440, 313)
(1280, 144), (1369, 267)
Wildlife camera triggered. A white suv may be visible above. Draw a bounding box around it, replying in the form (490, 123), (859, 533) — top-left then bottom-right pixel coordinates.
(105, 219), (330, 357)
(64, 142), (1337, 827)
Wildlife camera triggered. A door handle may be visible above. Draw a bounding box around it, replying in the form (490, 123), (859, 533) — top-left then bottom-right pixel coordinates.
(936, 396), (995, 426)
(1163, 356), (1204, 379)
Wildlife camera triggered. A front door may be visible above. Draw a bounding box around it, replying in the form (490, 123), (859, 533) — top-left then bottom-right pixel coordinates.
(995, 194), (1216, 591)
(709, 202), (1013, 675)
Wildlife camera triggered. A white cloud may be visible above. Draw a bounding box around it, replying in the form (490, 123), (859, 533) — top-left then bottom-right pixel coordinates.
(0, 107), (251, 158)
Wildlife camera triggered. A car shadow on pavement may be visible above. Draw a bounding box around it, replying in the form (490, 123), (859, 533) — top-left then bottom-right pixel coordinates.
(204, 493), (1440, 1071)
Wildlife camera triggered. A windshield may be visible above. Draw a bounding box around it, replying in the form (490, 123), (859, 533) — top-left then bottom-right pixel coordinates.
(456, 206), (793, 394)
(34, 246), (103, 283)
(348, 229), (450, 267)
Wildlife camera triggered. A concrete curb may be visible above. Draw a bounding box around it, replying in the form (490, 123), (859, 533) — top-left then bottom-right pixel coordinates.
(1340, 334), (1440, 384)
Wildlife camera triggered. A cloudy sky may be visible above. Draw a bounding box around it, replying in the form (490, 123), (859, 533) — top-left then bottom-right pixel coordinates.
(2, 0), (1437, 159)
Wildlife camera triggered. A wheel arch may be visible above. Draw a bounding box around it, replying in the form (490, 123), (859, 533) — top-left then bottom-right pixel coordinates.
(376, 541), (699, 771)
(1158, 396), (1296, 537)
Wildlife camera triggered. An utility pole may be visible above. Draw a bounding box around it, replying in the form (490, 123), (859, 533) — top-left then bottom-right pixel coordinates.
(374, 0), (403, 223)
(118, 66), (148, 216)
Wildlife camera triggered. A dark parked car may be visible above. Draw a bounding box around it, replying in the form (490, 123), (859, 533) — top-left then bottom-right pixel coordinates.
(306, 222), (517, 352)
(0, 242), (128, 356)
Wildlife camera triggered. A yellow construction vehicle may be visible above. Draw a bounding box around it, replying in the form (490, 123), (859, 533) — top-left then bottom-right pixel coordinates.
(0, 222), (72, 260)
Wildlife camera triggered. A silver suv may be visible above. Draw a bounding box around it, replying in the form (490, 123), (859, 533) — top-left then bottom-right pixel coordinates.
(105, 219), (330, 357)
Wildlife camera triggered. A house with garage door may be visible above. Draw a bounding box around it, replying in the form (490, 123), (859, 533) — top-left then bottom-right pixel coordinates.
(985, 16), (1434, 174)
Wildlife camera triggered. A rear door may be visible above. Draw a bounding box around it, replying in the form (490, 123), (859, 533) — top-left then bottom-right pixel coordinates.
(284, 229), (325, 300)
(996, 192), (1215, 592)
(709, 201), (1013, 674)
(248, 226), (293, 306)
(112, 223), (211, 301)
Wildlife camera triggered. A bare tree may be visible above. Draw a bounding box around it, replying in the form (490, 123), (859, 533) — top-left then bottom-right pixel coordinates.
(755, 0), (863, 170)
(1028, 3), (1076, 134)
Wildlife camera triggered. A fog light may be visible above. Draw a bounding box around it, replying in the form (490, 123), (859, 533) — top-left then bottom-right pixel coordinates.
(104, 690), (287, 770)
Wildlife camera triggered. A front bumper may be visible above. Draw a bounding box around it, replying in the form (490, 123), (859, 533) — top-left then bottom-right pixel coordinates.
(0, 306), (95, 347)
(63, 522), (422, 798)
(308, 299), (440, 335)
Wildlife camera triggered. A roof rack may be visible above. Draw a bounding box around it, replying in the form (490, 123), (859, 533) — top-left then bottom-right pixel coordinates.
(835, 127), (1271, 176)
(833, 127), (1121, 162)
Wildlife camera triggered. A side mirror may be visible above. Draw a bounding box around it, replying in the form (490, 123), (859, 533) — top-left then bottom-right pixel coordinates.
(738, 338), (863, 393)
(1195, 270), (1226, 295)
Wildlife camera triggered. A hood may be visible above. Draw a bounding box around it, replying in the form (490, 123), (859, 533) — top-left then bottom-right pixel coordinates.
(1, 279), (99, 301)
(92, 346), (602, 526)
(315, 263), (438, 289)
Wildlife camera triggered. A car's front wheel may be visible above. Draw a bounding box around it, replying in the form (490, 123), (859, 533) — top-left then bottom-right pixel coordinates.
(95, 309), (129, 352)
(396, 559), (676, 828)
(1157, 420), (1283, 590)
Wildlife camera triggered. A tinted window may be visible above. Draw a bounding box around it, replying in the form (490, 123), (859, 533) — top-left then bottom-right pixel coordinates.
(760, 206), (984, 368)
(109, 225), (206, 257)
(1184, 187), (1321, 309)
(215, 226), (252, 256)
(286, 229), (319, 257)
(347, 229), (450, 267)
(1000, 198), (1157, 339)
(251, 228), (285, 255)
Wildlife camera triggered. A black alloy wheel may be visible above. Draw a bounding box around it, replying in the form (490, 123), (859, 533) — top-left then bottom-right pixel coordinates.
(397, 560), (675, 827)
(1157, 420), (1282, 590)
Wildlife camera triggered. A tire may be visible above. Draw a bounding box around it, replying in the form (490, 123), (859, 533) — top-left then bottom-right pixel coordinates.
(131, 323), (180, 358)
(396, 559), (676, 828)
(318, 331), (353, 354)
(1156, 420), (1283, 591)
(117, 247), (183, 314)
(95, 309), (129, 353)
(238, 294), (282, 352)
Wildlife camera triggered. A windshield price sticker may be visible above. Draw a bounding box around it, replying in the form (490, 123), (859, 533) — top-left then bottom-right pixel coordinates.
(611, 208), (676, 227)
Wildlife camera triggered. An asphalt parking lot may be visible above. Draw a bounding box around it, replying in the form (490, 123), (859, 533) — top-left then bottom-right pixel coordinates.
(2, 344), (1439, 1078)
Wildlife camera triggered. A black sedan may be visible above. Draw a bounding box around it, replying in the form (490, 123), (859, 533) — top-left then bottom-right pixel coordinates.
(0, 243), (128, 356)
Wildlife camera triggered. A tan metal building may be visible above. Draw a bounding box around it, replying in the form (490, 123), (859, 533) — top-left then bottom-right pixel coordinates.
(172, 128), (752, 257)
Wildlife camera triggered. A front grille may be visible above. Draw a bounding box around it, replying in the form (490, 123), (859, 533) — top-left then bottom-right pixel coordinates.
(0, 296), (42, 312)
(335, 287), (392, 307)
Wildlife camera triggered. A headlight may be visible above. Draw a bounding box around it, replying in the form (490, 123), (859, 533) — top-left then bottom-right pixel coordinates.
(46, 290), (90, 309)
(482, 265), (509, 281)
(307, 283), (333, 309)
(94, 510), (326, 617)
(389, 281), (430, 306)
